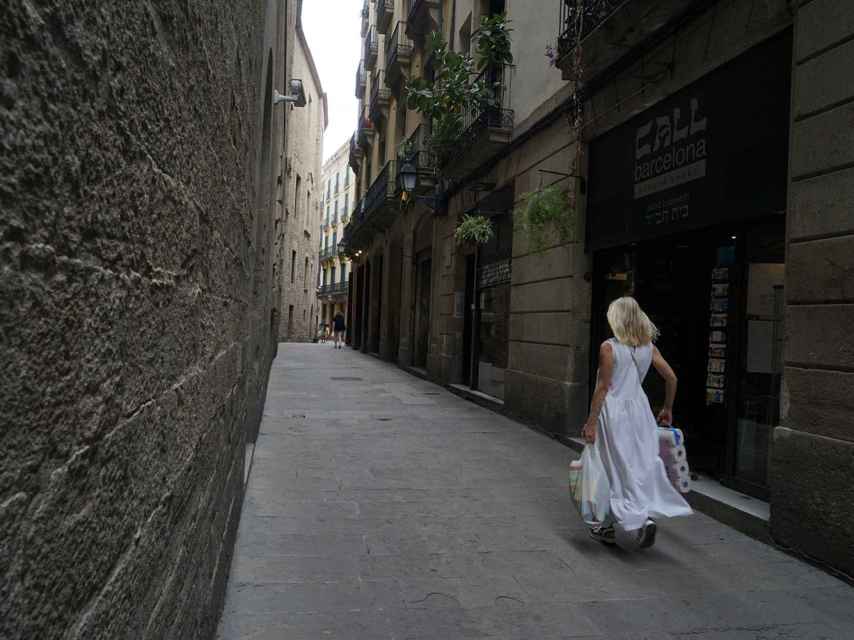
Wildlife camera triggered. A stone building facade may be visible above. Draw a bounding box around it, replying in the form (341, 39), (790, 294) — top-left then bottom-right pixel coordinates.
(318, 139), (355, 333)
(343, 0), (854, 576)
(279, 24), (327, 342)
(1, 1), (299, 638)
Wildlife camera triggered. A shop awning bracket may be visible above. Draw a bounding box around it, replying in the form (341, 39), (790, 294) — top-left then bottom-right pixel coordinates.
(537, 169), (587, 194)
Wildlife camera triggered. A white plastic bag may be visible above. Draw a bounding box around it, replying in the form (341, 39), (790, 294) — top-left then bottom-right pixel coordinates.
(577, 445), (611, 525)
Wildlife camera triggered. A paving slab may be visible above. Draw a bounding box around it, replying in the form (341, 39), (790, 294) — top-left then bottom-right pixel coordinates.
(216, 344), (854, 639)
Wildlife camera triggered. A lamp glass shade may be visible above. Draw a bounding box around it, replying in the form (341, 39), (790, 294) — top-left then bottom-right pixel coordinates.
(399, 161), (417, 192)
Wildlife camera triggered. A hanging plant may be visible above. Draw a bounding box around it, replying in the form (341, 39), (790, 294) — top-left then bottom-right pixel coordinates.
(515, 185), (576, 253)
(455, 214), (494, 246)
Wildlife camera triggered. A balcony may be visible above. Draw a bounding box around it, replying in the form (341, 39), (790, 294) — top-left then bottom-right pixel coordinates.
(397, 124), (437, 195)
(437, 65), (513, 180)
(555, 0), (709, 82)
(360, 0), (369, 37)
(369, 69), (391, 124)
(320, 244), (338, 262)
(318, 282), (349, 298)
(406, 0), (441, 40)
(385, 21), (413, 90)
(357, 113), (375, 149)
(347, 162), (400, 250)
(364, 26), (378, 70)
(349, 134), (363, 173)
(355, 60), (366, 99)
(375, 0), (394, 34)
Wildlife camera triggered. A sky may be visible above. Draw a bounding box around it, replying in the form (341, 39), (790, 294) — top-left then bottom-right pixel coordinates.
(301, 0), (363, 163)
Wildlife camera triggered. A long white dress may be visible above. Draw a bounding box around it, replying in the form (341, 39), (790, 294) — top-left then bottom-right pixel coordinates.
(595, 339), (693, 532)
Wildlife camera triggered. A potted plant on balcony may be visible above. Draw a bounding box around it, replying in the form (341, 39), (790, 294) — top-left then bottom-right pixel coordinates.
(454, 214), (494, 248)
(404, 15), (513, 164)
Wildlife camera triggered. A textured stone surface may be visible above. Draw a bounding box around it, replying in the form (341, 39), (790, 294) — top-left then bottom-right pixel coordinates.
(218, 345), (854, 640)
(770, 427), (854, 577)
(0, 1), (285, 638)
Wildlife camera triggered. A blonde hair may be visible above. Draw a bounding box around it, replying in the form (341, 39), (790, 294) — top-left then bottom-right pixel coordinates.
(606, 296), (659, 347)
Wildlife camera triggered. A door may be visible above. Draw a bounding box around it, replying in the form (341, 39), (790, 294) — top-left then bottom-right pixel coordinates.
(462, 253), (476, 385)
(414, 254), (432, 368)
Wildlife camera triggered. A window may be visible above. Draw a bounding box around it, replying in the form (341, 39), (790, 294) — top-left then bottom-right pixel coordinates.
(344, 193), (349, 220)
(335, 171), (340, 193)
(331, 266), (336, 284)
(288, 305), (294, 336)
(304, 257), (309, 288)
(344, 169), (350, 187)
(290, 250), (296, 283)
(323, 268), (328, 285)
(306, 191), (311, 228)
(294, 175), (302, 220)
(334, 201), (338, 224)
(332, 232), (337, 250)
(341, 263), (347, 283)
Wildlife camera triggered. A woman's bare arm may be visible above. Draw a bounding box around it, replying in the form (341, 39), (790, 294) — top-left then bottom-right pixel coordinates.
(582, 342), (614, 443)
(651, 345), (678, 425)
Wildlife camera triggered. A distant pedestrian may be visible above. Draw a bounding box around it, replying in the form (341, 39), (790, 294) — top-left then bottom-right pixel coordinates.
(318, 323), (327, 343)
(332, 312), (346, 349)
(581, 296), (692, 548)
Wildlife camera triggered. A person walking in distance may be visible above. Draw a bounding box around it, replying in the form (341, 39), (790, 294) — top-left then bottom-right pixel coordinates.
(332, 311), (346, 350)
(582, 296), (692, 548)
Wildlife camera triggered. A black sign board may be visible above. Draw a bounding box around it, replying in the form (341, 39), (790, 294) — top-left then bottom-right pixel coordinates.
(587, 31), (792, 251)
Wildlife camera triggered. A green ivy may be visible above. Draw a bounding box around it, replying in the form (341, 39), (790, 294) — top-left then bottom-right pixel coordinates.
(515, 185), (576, 253)
(455, 214), (495, 246)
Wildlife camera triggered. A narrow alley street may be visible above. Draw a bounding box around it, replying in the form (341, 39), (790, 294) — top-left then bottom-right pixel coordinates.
(216, 344), (854, 640)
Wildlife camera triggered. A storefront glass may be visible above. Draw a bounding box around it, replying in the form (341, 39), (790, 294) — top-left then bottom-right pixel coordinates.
(585, 33), (791, 498)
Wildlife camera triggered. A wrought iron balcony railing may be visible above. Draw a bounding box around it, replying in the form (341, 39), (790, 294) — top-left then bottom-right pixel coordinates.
(360, 0), (369, 36)
(375, 0), (394, 34)
(370, 69), (390, 123)
(436, 65), (513, 165)
(397, 124), (437, 194)
(318, 282), (349, 297)
(349, 133), (363, 172)
(407, 0), (441, 39)
(385, 21), (413, 88)
(355, 60), (366, 99)
(357, 114), (374, 149)
(319, 245), (338, 261)
(364, 25), (378, 70)
(558, 0), (628, 66)
(363, 160), (398, 221)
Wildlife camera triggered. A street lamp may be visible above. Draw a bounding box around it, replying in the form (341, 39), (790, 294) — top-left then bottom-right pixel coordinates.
(398, 157), (444, 213)
(399, 159), (418, 193)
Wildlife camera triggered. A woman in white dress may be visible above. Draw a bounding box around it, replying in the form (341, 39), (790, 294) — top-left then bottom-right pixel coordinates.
(581, 296), (693, 548)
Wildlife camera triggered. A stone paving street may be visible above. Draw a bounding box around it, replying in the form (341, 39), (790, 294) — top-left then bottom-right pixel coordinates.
(217, 344), (854, 639)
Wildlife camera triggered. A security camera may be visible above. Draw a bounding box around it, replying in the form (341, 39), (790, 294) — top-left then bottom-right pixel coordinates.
(273, 79), (307, 107)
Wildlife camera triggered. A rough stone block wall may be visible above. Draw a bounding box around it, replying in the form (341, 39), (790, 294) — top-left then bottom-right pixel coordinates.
(1, 1), (276, 638)
(773, 0), (854, 577)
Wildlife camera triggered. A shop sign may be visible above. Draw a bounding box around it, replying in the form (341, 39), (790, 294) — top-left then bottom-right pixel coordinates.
(478, 259), (511, 289)
(634, 97), (708, 199)
(586, 32), (791, 251)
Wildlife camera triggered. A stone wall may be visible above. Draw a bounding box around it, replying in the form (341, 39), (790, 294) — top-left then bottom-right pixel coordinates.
(772, 0), (854, 576)
(0, 1), (289, 638)
(280, 27), (325, 342)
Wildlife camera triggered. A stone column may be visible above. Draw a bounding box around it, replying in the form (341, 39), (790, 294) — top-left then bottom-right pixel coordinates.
(773, 0), (854, 576)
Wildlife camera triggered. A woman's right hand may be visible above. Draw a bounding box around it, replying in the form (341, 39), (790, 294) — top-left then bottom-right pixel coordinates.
(657, 407), (673, 426)
(582, 421), (596, 443)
